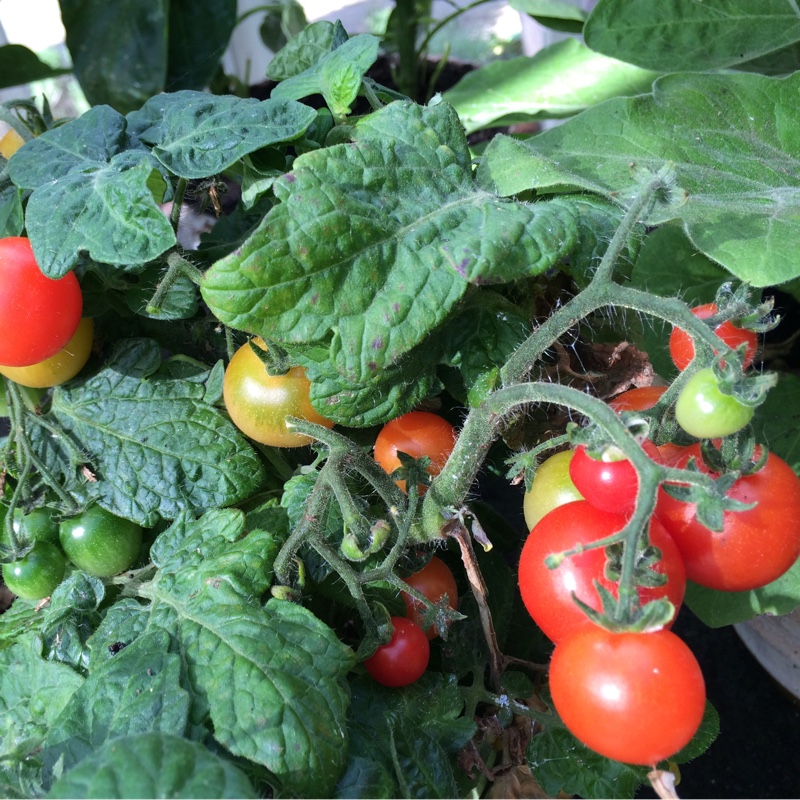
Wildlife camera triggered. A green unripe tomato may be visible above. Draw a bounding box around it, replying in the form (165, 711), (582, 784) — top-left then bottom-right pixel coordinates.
(59, 506), (143, 577)
(2, 541), (66, 600)
(675, 367), (754, 439)
(523, 450), (584, 531)
(13, 507), (59, 544)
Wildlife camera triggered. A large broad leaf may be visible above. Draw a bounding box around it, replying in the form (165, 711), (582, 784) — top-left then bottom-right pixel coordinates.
(584, 0), (800, 72)
(479, 72), (800, 287)
(37, 339), (266, 527)
(444, 39), (657, 133)
(59, 0), (169, 114)
(202, 100), (578, 386)
(127, 91), (317, 179)
(7, 105), (175, 278)
(0, 45), (71, 89)
(47, 732), (256, 799)
(508, 0), (587, 33)
(41, 630), (191, 786)
(144, 512), (354, 797)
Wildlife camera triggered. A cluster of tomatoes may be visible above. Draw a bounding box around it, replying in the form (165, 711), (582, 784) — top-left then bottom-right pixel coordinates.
(3, 505), (143, 601)
(519, 307), (800, 765)
(0, 237), (93, 389)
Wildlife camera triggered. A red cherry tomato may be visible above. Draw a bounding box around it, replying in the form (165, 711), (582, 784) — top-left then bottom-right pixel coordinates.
(364, 616), (430, 687)
(0, 237), (82, 367)
(374, 411), (456, 493)
(518, 500), (686, 642)
(549, 626), (706, 765)
(569, 440), (662, 516)
(401, 556), (459, 639)
(608, 385), (667, 412)
(656, 444), (800, 591)
(670, 302), (757, 372)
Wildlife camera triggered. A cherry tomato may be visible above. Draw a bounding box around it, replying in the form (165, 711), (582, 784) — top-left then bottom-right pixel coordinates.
(675, 368), (753, 439)
(374, 411), (456, 493)
(523, 450), (584, 531)
(2, 540), (66, 601)
(0, 318), (93, 388)
(518, 500), (686, 642)
(0, 237), (83, 367)
(59, 506), (143, 578)
(569, 440), (662, 516)
(364, 616), (430, 687)
(223, 338), (333, 448)
(608, 385), (667, 412)
(670, 302), (757, 372)
(656, 444), (800, 591)
(401, 556), (459, 639)
(12, 507), (59, 544)
(549, 626), (706, 765)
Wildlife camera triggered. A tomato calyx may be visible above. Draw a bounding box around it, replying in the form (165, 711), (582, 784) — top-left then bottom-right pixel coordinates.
(247, 337), (292, 376)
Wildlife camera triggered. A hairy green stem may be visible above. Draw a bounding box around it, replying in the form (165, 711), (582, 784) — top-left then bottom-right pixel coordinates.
(169, 178), (188, 231)
(146, 252), (204, 315)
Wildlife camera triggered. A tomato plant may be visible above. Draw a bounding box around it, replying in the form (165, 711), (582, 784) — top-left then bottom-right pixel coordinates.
(569, 439), (662, 516)
(59, 506), (143, 578)
(518, 500), (686, 642)
(656, 445), (800, 591)
(223, 338), (333, 448)
(675, 367), (754, 439)
(363, 616), (430, 687)
(1, 540), (66, 600)
(401, 555), (459, 639)
(0, 318), (93, 388)
(549, 626), (706, 765)
(523, 450), (584, 530)
(670, 302), (758, 371)
(374, 411), (456, 492)
(0, 237), (82, 367)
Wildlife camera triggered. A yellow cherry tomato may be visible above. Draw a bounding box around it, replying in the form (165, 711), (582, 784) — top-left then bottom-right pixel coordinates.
(523, 449), (584, 531)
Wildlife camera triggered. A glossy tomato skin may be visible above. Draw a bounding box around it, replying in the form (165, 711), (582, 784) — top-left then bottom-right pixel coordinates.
(523, 450), (584, 531)
(0, 237), (82, 367)
(223, 338), (333, 448)
(675, 368), (754, 439)
(518, 501), (686, 642)
(402, 556), (459, 639)
(59, 506), (143, 578)
(374, 411), (456, 493)
(656, 445), (800, 591)
(608, 385), (667, 412)
(569, 440), (662, 516)
(2, 541), (66, 600)
(364, 616), (430, 687)
(670, 302), (757, 372)
(549, 626), (706, 765)
(0, 318), (93, 388)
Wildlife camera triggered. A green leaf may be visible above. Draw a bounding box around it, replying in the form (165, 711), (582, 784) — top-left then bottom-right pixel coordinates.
(267, 20), (348, 81)
(335, 674), (473, 799)
(39, 339), (266, 526)
(753, 372), (800, 475)
(0, 634), (84, 797)
(8, 106), (176, 278)
(202, 101), (578, 387)
(165, 0), (237, 92)
(41, 629), (191, 785)
(270, 33), (379, 118)
(128, 91), (317, 179)
(584, 0), (800, 72)
(479, 72), (800, 287)
(445, 39), (657, 133)
(527, 724), (649, 799)
(0, 44), (71, 89)
(508, 0), (587, 33)
(0, 184), (24, 238)
(47, 731), (256, 799)
(685, 555), (800, 628)
(60, 0), (168, 114)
